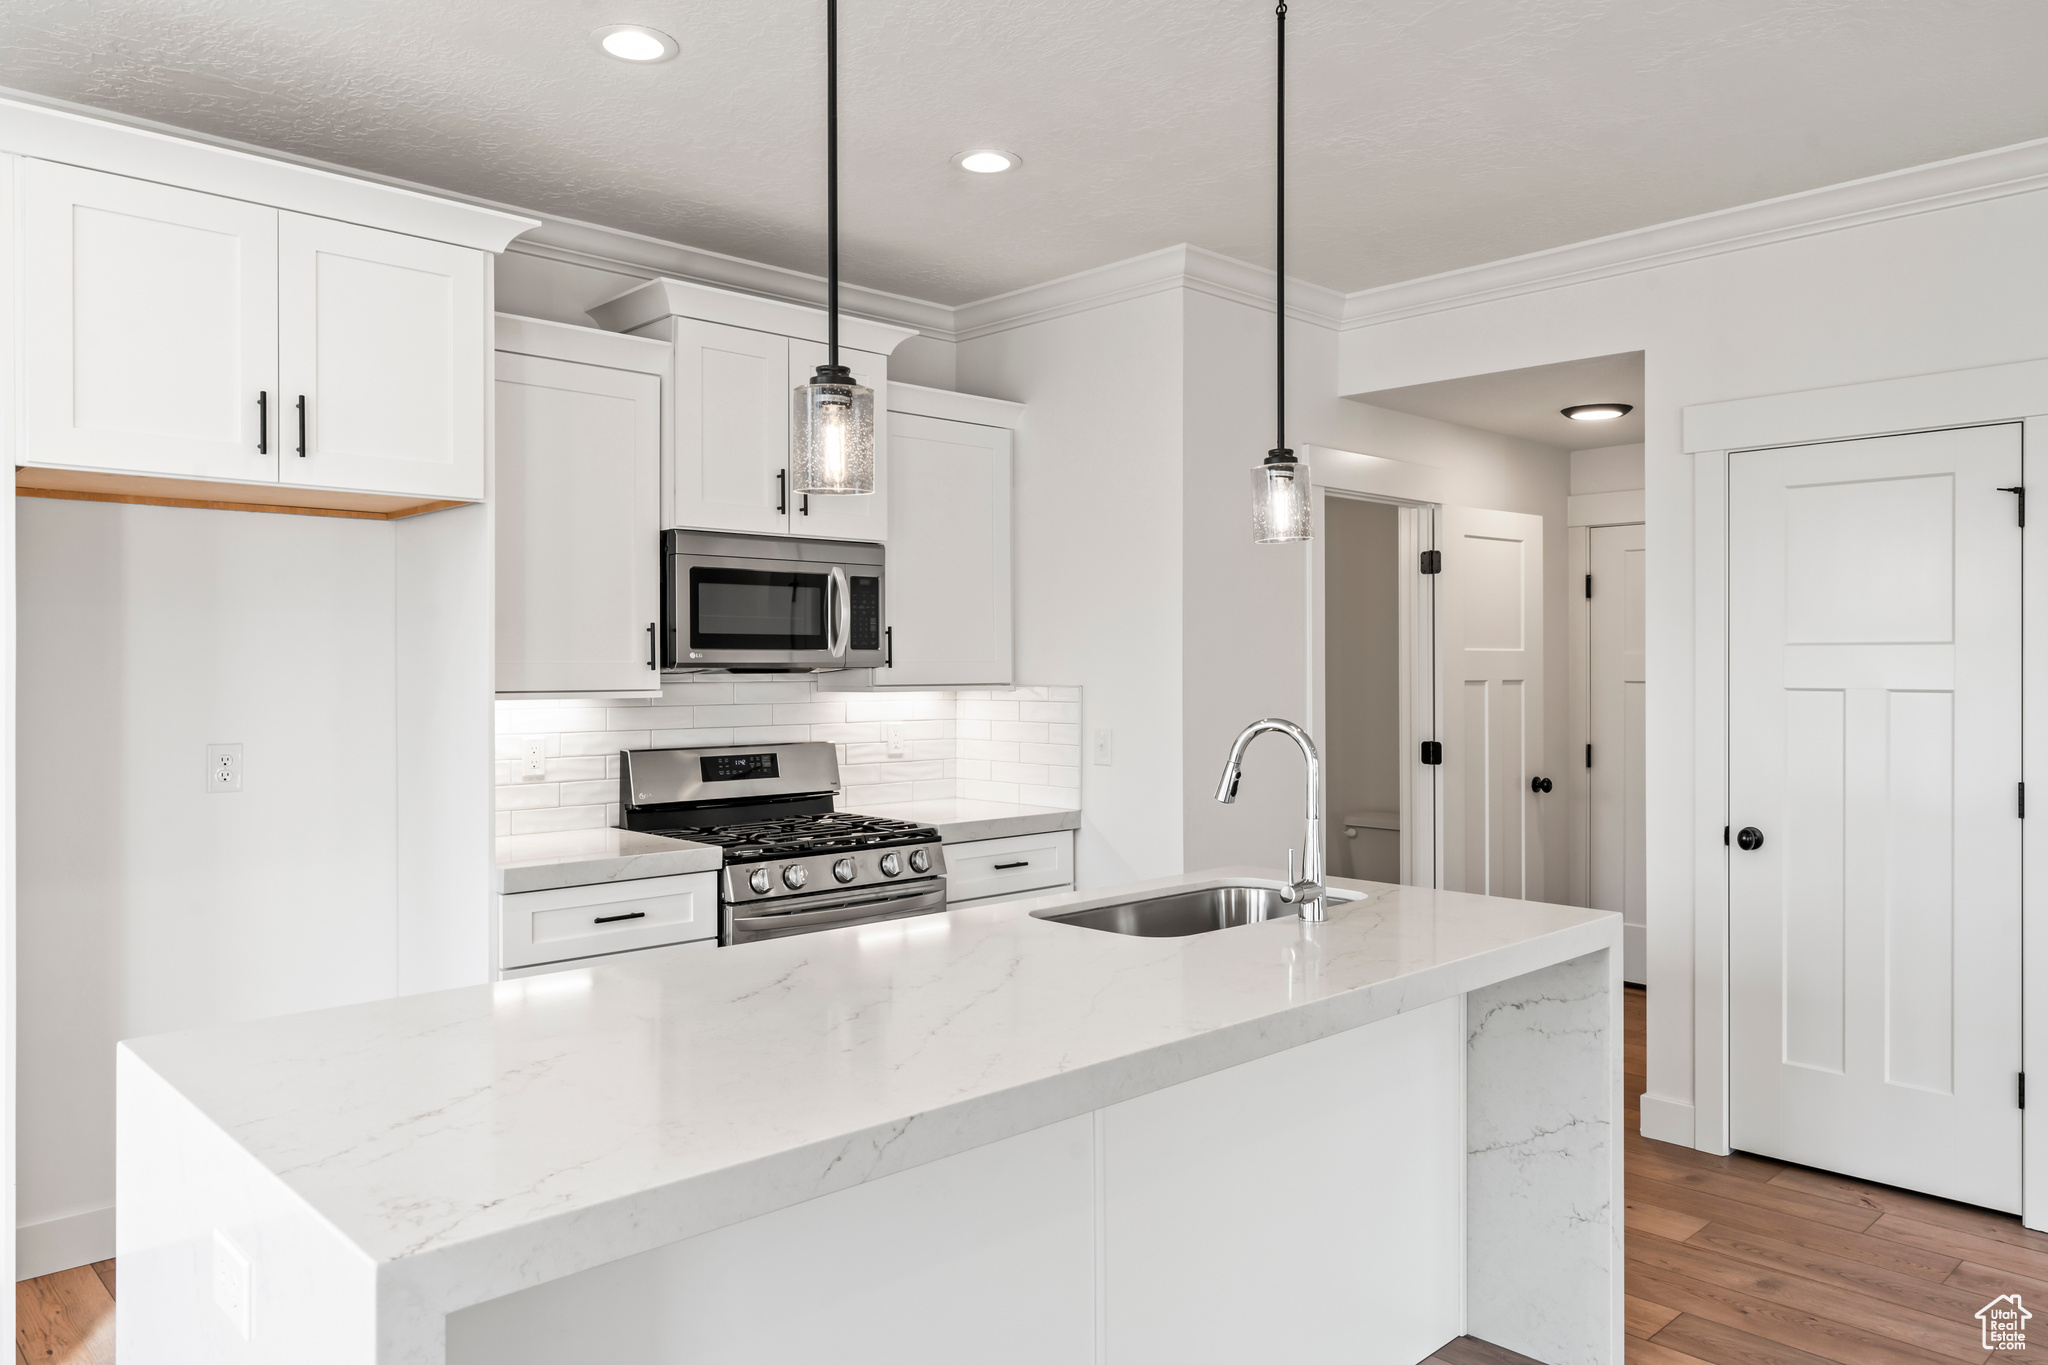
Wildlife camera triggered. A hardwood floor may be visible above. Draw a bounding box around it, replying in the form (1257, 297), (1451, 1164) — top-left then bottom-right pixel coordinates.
(15, 986), (2045, 1364)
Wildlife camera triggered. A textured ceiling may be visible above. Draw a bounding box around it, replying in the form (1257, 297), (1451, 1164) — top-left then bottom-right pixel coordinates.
(5, 1), (2047, 304)
(1359, 352), (1645, 447)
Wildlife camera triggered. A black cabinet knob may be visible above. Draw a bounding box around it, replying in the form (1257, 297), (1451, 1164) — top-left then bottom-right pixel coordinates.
(1530, 776), (1553, 794)
(1737, 826), (1764, 851)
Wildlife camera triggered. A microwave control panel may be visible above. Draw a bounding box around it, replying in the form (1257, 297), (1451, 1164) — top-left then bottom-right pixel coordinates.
(849, 576), (881, 652)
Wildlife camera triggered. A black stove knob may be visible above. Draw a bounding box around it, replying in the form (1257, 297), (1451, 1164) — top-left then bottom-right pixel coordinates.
(748, 867), (773, 895)
(833, 857), (857, 883)
(908, 847), (932, 875)
(879, 852), (901, 877)
(782, 864), (808, 890)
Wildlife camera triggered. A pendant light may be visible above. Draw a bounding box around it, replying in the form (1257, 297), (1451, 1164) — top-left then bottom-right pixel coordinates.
(1251, 1), (1311, 544)
(792, 0), (875, 495)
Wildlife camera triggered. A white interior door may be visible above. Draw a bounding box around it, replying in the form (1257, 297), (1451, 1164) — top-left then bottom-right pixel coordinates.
(789, 341), (889, 541)
(1438, 506), (1545, 899)
(666, 318), (790, 534)
(21, 160), (278, 482)
(494, 352), (662, 695)
(1729, 423), (2021, 1212)
(873, 412), (1012, 687)
(279, 212), (486, 499)
(1590, 524), (1647, 983)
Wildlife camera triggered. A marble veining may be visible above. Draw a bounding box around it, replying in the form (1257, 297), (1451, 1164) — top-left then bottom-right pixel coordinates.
(120, 868), (1618, 1357)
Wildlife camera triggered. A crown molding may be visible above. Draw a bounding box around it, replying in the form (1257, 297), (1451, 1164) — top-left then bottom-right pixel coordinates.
(1341, 134), (2048, 329)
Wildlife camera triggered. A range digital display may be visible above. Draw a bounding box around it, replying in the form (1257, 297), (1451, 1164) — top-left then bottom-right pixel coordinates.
(701, 752), (780, 783)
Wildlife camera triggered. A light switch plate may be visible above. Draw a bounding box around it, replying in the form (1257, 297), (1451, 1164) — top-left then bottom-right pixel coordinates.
(212, 1229), (251, 1337)
(1093, 730), (1113, 766)
(206, 744), (243, 793)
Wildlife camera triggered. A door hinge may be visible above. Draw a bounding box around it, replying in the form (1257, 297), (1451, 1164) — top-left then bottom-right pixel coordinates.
(2000, 485), (2026, 527)
(1586, 743), (1593, 769)
(1724, 825), (1730, 847)
(2021, 1072), (2027, 1109)
(1420, 740), (1443, 765)
(1585, 573), (1593, 600)
(2022, 782), (2028, 818)
(1420, 550), (1442, 575)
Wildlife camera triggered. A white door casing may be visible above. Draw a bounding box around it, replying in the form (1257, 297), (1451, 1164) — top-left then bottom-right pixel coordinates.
(279, 212), (486, 499)
(494, 352), (663, 695)
(21, 159), (279, 482)
(1590, 524), (1647, 983)
(875, 412), (1012, 687)
(1438, 506), (1546, 900)
(1728, 423), (2022, 1212)
(666, 318), (791, 535)
(789, 340), (889, 542)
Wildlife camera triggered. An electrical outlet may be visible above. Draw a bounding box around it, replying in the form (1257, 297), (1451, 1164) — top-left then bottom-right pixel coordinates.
(212, 1229), (251, 1337)
(885, 722), (906, 758)
(522, 738), (548, 780)
(206, 744), (243, 793)
(1093, 729), (1113, 766)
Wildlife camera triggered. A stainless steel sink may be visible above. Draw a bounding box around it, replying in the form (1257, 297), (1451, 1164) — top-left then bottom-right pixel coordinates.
(1035, 885), (1310, 938)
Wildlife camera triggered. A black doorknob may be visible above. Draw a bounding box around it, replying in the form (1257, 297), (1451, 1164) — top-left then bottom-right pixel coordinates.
(1737, 826), (1764, 851)
(1530, 776), (1553, 794)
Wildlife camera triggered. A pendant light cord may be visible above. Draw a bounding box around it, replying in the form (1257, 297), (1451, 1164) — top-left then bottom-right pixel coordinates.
(827, 0), (840, 369)
(1274, 1), (1287, 459)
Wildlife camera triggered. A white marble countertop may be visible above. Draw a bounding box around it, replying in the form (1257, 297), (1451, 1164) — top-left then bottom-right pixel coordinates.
(121, 869), (1617, 1344)
(841, 797), (1081, 843)
(493, 828), (720, 894)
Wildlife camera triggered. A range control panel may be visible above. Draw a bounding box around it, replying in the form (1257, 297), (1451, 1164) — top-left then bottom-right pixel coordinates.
(849, 576), (881, 652)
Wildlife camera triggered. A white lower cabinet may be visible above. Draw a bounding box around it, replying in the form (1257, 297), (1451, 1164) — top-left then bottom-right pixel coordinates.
(494, 872), (718, 975)
(494, 316), (666, 696)
(946, 830), (1073, 906)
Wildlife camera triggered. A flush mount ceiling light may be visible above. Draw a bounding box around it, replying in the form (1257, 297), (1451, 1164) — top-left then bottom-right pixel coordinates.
(1251, 2), (1309, 545)
(591, 24), (679, 62)
(791, 0), (875, 496)
(1562, 403), (1633, 421)
(952, 149), (1021, 174)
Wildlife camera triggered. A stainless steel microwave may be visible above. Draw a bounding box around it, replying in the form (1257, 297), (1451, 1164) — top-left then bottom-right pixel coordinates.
(662, 529), (886, 673)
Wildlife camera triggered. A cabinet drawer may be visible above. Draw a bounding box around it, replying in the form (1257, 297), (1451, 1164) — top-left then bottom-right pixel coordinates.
(945, 831), (1073, 903)
(497, 872), (716, 970)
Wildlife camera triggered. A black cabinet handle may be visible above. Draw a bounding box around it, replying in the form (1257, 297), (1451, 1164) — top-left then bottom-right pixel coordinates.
(1736, 827), (1764, 851)
(593, 910), (646, 924)
(884, 626), (893, 669)
(295, 394), (307, 457)
(800, 492), (810, 516)
(647, 623), (657, 671)
(1530, 776), (1553, 794)
(776, 469), (787, 515)
(257, 391), (268, 453)
(993, 861), (1030, 870)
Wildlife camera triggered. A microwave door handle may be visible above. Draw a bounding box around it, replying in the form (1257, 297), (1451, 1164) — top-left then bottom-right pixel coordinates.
(827, 564), (850, 659)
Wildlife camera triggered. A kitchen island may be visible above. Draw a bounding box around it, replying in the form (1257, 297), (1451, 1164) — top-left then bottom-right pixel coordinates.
(117, 870), (1621, 1365)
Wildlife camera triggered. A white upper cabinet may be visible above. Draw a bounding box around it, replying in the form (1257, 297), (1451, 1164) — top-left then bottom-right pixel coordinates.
(494, 317), (665, 696)
(870, 403), (1014, 688)
(788, 339), (888, 542)
(280, 213), (486, 500)
(665, 317), (792, 535)
(21, 159), (280, 482)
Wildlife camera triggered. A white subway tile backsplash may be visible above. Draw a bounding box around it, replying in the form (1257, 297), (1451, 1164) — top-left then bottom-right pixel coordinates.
(495, 681), (1083, 819)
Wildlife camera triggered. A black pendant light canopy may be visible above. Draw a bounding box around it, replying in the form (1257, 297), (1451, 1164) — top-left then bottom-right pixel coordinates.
(1251, 2), (1310, 543)
(792, 0), (875, 495)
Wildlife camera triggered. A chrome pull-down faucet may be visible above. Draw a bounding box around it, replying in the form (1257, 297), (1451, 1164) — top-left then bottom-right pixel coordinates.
(1214, 718), (1326, 921)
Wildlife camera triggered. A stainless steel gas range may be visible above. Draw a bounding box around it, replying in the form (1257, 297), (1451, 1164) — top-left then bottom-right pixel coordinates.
(618, 741), (947, 944)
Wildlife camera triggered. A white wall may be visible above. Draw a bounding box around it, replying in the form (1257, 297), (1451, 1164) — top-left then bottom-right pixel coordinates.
(15, 498), (403, 1272)
(1571, 442), (1644, 495)
(1339, 172), (2048, 1148)
(1322, 498), (1401, 880)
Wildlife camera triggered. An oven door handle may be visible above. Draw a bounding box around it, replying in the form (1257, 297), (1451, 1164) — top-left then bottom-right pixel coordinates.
(826, 564), (850, 659)
(731, 883), (945, 935)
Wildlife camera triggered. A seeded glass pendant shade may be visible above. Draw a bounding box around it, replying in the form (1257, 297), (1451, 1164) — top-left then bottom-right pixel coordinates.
(793, 0), (875, 495)
(1250, 1), (1311, 544)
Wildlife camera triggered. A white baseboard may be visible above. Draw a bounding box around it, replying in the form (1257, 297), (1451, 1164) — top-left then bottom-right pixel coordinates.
(1623, 924), (1646, 986)
(1638, 1094), (1696, 1148)
(17, 1205), (114, 1280)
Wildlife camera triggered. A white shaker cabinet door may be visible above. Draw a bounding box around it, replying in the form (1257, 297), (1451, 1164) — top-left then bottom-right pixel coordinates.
(668, 318), (791, 534)
(874, 412), (1011, 687)
(278, 212), (486, 499)
(21, 159), (279, 481)
(495, 352), (663, 694)
(787, 340), (888, 542)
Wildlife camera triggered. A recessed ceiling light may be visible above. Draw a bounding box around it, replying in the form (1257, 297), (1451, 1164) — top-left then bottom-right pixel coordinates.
(1562, 403), (1633, 421)
(953, 149), (1020, 174)
(592, 24), (679, 62)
